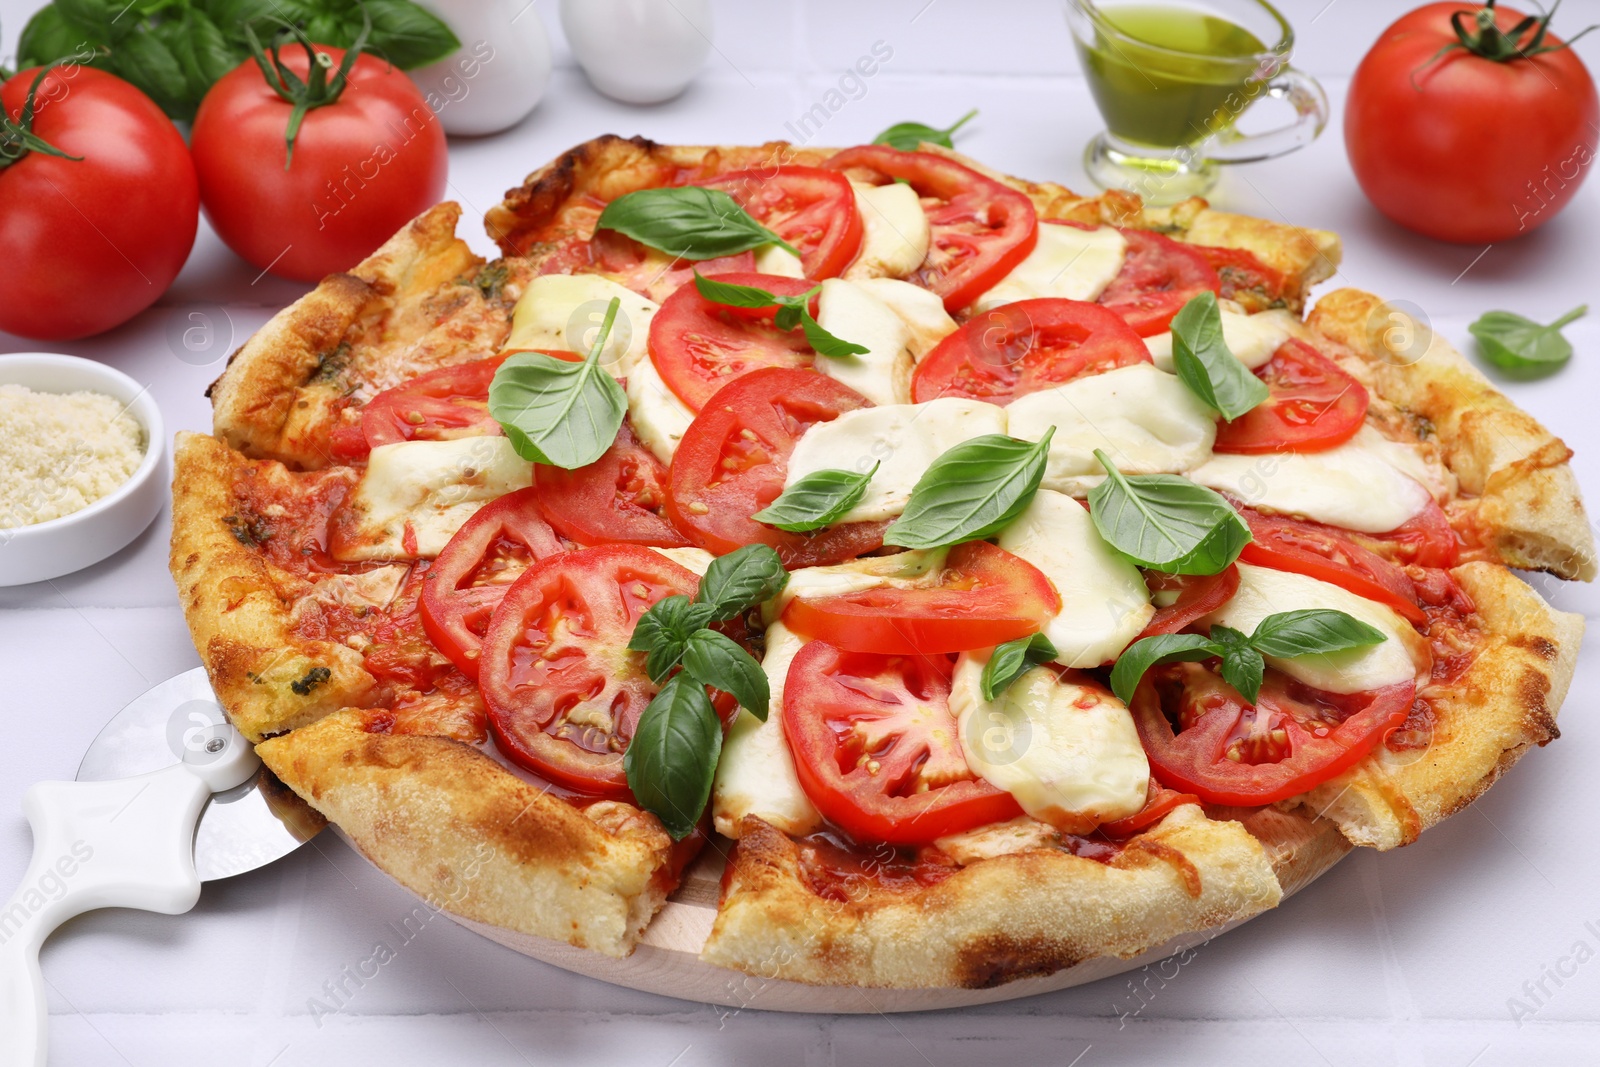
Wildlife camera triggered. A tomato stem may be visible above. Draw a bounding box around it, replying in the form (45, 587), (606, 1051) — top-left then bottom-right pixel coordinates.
(242, 7), (373, 169)
(1441, 0), (1596, 64)
(0, 63), (84, 172)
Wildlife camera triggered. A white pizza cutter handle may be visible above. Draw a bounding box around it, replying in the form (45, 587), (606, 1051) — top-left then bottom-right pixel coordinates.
(0, 722), (259, 1067)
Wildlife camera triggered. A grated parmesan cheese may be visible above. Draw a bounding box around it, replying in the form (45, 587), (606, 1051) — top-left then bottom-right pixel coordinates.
(0, 385), (145, 529)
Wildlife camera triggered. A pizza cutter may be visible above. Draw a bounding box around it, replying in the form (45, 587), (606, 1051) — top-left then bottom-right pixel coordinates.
(0, 668), (325, 1067)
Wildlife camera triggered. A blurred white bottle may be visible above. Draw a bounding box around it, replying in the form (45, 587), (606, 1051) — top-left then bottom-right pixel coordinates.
(561, 0), (714, 104)
(410, 0), (553, 135)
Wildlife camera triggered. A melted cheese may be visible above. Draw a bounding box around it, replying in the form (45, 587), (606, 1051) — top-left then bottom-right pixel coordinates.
(995, 489), (1153, 667)
(766, 549), (948, 623)
(711, 621), (823, 837)
(951, 655), (1149, 832)
(783, 398), (1007, 523)
(1205, 563), (1429, 694)
(844, 181), (931, 280)
(971, 223), (1127, 312)
(753, 244), (806, 278)
(935, 817), (1058, 864)
(814, 279), (915, 406)
(851, 277), (957, 358)
(1188, 426), (1434, 533)
(648, 545), (715, 576)
(625, 355), (696, 464)
(336, 437), (532, 561)
(1006, 363), (1218, 496)
(503, 275), (659, 375)
(1144, 308), (1298, 371)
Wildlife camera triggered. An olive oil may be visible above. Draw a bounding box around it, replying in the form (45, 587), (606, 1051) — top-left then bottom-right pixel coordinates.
(1074, 3), (1271, 149)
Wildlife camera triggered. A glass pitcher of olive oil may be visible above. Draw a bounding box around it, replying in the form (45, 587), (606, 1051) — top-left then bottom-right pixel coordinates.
(1065, 0), (1328, 204)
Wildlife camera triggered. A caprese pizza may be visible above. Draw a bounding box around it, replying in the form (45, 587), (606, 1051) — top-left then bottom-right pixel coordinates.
(171, 135), (1590, 988)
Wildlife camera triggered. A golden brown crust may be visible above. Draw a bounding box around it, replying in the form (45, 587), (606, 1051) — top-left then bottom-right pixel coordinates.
(1308, 288), (1597, 580)
(701, 806), (1283, 988)
(208, 203), (517, 470)
(1294, 562), (1583, 850)
(257, 711), (686, 957)
(170, 431), (379, 742)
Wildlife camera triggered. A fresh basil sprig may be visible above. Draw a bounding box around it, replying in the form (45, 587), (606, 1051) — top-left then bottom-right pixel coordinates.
(16, 0), (459, 123)
(873, 109), (978, 151)
(1469, 305), (1586, 375)
(1087, 449), (1250, 575)
(596, 187), (800, 261)
(623, 674), (724, 840)
(692, 274), (869, 359)
(981, 633), (1058, 701)
(1170, 292), (1269, 421)
(883, 429), (1054, 549)
(753, 463), (879, 532)
(489, 297), (628, 469)
(1109, 609), (1387, 705)
(624, 544), (787, 838)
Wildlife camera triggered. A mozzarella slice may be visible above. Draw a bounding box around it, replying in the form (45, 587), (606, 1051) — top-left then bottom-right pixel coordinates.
(951, 655), (1149, 833)
(783, 398), (1007, 522)
(844, 181), (931, 280)
(814, 279), (915, 406)
(1188, 425), (1434, 533)
(753, 244), (806, 278)
(766, 549), (947, 624)
(995, 489), (1153, 667)
(970, 223), (1127, 313)
(502, 275), (659, 376)
(1144, 308), (1298, 372)
(335, 437), (532, 561)
(935, 817), (1058, 864)
(852, 277), (957, 359)
(1006, 363), (1218, 496)
(648, 545), (715, 576)
(1205, 563), (1429, 694)
(626, 355), (695, 464)
(712, 621), (823, 838)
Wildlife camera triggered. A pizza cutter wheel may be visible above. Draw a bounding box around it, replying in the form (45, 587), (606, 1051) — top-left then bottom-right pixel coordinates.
(0, 668), (324, 1066)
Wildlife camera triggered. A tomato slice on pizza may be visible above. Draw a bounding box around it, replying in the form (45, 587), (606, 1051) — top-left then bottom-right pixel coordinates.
(1212, 340), (1370, 455)
(648, 272), (818, 410)
(783, 641), (1024, 845)
(330, 355), (509, 461)
(782, 541), (1061, 655)
(699, 166), (863, 279)
(1097, 229), (1221, 337)
(534, 421), (690, 548)
(823, 145), (1038, 312)
(1236, 508), (1428, 624)
(909, 297), (1149, 405)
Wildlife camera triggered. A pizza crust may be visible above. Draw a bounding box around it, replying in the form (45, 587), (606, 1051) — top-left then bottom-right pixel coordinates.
(1308, 288), (1597, 581)
(170, 431), (379, 742)
(702, 805), (1284, 989)
(1293, 562), (1583, 850)
(256, 711), (687, 957)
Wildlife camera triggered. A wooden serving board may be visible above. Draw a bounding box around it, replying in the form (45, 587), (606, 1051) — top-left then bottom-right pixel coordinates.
(341, 807), (1350, 1013)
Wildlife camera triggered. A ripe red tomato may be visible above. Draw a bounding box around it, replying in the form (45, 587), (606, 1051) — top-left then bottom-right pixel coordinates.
(535, 421), (691, 548)
(783, 641), (1024, 845)
(782, 540), (1061, 655)
(1097, 229), (1220, 337)
(1345, 2), (1599, 243)
(647, 272), (817, 410)
(699, 167), (863, 279)
(1212, 340), (1369, 455)
(190, 46), (448, 282)
(1237, 508), (1426, 624)
(0, 66), (198, 340)
(330, 355), (508, 461)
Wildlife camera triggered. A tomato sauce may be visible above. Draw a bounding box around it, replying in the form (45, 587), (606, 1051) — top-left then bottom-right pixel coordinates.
(795, 831), (960, 901)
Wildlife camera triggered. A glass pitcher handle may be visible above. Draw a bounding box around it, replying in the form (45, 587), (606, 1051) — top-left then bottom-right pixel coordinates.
(1206, 66), (1329, 164)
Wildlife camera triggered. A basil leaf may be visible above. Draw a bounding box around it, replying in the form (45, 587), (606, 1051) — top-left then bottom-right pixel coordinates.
(1109, 633), (1224, 705)
(801, 309), (870, 359)
(980, 633), (1059, 701)
(1469, 305), (1585, 374)
(695, 544), (789, 621)
(489, 297), (628, 469)
(173, 8), (242, 97)
(1209, 624), (1250, 650)
(18, 5), (97, 64)
(884, 430), (1054, 550)
(681, 630), (769, 721)
(693, 272), (780, 309)
(623, 674), (722, 839)
(1248, 609), (1387, 659)
(1218, 643), (1266, 704)
(872, 108), (977, 151)
(598, 187), (799, 261)
(108, 31), (192, 119)
(1170, 292), (1269, 421)
(52, 0), (116, 43)
(753, 464), (878, 532)
(628, 595), (715, 682)
(360, 0), (461, 68)
(1087, 451), (1251, 575)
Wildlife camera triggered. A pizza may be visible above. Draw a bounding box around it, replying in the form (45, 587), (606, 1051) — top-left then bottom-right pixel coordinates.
(169, 135), (1591, 988)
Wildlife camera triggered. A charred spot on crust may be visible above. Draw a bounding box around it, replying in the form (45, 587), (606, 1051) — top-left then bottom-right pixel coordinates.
(223, 513), (271, 548)
(1508, 633), (1559, 661)
(291, 666), (332, 696)
(955, 934), (1084, 989)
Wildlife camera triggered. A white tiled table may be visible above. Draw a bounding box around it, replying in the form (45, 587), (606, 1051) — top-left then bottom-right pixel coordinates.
(2, 1), (1598, 1063)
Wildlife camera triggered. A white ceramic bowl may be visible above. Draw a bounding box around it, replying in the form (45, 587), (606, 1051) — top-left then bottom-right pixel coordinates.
(0, 354), (168, 587)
